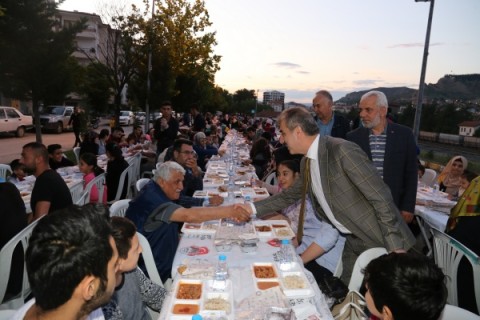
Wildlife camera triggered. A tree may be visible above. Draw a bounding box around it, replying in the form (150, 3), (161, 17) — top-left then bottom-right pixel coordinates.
(127, 0), (221, 112)
(77, 62), (112, 115)
(0, 0), (85, 143)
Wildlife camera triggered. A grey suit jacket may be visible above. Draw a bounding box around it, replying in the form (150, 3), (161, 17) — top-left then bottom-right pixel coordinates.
(255, 135), (415, 251)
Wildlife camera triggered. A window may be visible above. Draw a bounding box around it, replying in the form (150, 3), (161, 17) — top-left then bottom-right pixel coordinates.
(5, 108), (20, 119)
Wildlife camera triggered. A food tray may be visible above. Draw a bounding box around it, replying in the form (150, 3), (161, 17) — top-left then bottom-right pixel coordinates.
(240, 187), (269, 199)
(167, 279), (234, 320)
(203, 178), (226, 187)
(193, 190), (228, 198)
(253, 220), (295, 240)
(182, 220), (221, 234)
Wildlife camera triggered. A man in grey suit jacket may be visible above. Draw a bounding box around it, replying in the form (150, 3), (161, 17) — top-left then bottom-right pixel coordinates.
(346, 91), (418, 227)
(240, 107), (415, 284)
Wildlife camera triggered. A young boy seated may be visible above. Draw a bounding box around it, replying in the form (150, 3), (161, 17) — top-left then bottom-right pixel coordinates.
(363, 252), (447, 320)
(47, 144), (74, 170)
(8, 159), (27, 183)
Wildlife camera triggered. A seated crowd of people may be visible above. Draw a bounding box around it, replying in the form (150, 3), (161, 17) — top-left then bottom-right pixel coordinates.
(1, 95), (479, 318)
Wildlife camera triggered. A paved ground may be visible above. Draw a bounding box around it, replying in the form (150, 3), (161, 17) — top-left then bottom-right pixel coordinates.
(0, 120), (134, 164)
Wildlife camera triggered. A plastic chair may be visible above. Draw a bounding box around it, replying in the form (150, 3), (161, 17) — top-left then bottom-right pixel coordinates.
(83, 173), (106, 204)
(136, 178), (150, 192)
(137, 232), (173, 319)
(0, 218), (42, 309)
(263, 171), (278, 186)
(431, 227), (480, 312)
(0, 164), (12, 181)
(110, 164), (132, 202)
(73, 147), (81, 165)
(348, 247), (388, 292)
(0, 309), (17, 319)
(438, 304), (480, 320)
(421, 168), (437, 187)
(109, 199), (130, 217)
(69, 182), (86, 205)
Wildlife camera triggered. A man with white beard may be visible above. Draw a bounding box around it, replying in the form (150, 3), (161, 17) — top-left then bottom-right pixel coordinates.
(347, 91), (418, 229)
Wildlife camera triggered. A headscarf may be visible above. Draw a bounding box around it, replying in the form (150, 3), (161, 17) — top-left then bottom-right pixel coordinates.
(437, 156), (468, 196)
(447, 176), (480, 231)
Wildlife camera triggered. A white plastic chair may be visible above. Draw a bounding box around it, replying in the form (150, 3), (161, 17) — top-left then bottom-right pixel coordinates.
(0, 309), (17, 319)
(109, 199), (130, 217)
(83, 173), (106, 204)
(439, 304), (480, 320)
(0, 164), (12, 181)
(137, 232), (173, 319)
(0, 218), (42, 309)
(73, 147), (81, 165)
(431, 227), (480, 312)
(136, 178), (150, 192)
(263, 171), (278, 186)
(421, 168), (437, 187)
(348, 247), (388, 292)
(69, 182), (86, 205)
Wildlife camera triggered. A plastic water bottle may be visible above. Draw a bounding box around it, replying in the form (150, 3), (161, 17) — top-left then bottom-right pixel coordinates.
(215, 255), (228, 280)
(279, 239), (294, 271)
(227, 177), (235, 204)
(432, 183), (439, 199)
(213, 254), (228, 290)
(203, 197), (210, 207)
(250, 175), (256, 188)
(192, 315), (203, 320)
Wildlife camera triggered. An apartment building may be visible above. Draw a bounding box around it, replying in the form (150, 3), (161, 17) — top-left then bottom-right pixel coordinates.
(263, 90), (285, 112)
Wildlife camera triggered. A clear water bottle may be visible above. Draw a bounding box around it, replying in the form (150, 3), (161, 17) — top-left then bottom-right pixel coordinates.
(250, 175), (256, 188)
(213, 254), (228, 290)
(203, 196), (210, 207)
(279, 239), (294, 271)
(227, 177), (235, 204)
(432, 182), (439, 199)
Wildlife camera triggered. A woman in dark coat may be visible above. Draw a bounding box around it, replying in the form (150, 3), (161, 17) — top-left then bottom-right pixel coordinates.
(105, 143), (129, 201)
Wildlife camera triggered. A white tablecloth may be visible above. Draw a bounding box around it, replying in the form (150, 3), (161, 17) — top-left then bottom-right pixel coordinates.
(158, 231), (334, 320)
(415, 205), (449, 231)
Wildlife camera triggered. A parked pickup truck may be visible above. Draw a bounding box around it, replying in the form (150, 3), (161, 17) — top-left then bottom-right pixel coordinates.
(39, 106), (74, 133)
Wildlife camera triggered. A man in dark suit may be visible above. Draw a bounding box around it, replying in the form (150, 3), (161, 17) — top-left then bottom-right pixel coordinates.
(346, 91), (418, 227)
(312, 90), (350, 139)
(239, 107), (415, 284)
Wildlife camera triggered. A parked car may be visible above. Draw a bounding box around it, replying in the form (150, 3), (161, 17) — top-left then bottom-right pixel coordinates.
(135, 112), (146, 124)
(39, 106), (74, 133)
(119, 110), (135, 126)
(0, 106), (33, 137)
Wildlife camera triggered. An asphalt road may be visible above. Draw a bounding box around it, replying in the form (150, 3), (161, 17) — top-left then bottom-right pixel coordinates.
(0, 121), (134, 164)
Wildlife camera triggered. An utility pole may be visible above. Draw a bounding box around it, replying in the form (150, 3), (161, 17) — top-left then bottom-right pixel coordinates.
(144, 0), (155, 133)
(413, 0), (435, 143)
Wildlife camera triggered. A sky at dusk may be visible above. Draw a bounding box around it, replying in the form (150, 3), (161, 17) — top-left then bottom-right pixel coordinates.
(59, 0), (480, 103)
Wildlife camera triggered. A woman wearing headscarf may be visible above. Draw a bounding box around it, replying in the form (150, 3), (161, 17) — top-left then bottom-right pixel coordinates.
(192, 132), (220, 171)
(437, 155), (468, 196)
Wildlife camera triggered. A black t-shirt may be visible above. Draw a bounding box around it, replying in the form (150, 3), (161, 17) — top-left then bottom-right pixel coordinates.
(31, 169), (73, 215)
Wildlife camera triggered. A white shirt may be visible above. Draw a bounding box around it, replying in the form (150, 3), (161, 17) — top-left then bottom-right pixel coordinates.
(10, 299), (105, 320)
(306, 135), (351, 234)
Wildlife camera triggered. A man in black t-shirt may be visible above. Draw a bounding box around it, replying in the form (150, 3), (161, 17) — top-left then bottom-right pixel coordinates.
(20, 142), (72, 223)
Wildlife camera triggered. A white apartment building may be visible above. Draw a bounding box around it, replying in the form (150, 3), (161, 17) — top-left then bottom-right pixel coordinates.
(263, 90), (285, 112)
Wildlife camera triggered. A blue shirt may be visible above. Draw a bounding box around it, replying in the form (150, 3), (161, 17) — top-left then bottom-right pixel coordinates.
(316, 114), (335, 137)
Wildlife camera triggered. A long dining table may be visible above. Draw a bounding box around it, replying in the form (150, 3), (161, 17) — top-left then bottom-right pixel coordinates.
(157, 130), (334, 320)
(415, 185), (456, 256)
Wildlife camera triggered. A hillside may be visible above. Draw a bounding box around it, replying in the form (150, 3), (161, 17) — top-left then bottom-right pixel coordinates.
(336, 73), (480, 104)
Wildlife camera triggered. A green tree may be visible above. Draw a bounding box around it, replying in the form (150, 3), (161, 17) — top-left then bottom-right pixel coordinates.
(127, 0), (220, 112)
(77, 62), (112, 115)
(0, 0), (85, 142)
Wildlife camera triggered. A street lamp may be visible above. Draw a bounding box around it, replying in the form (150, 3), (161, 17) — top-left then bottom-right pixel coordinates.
(412, 0), (435, 143)
(144, 0), (155, 133)
(254, 89), (259, 119)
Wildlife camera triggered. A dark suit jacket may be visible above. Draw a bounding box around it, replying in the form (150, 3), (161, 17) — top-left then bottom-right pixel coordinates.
(315, 113), (350, 139)
(346, 123), (418, 213)
(255, 135), (415, 252)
